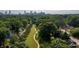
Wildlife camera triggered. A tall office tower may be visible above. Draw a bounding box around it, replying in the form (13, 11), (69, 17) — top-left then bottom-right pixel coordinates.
(5, 11), (8, 15)
(24, 11), (26, 15)
(9, 10), (11, 15)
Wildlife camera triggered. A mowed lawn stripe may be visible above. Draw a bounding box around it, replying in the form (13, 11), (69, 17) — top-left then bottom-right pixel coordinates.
(25, 25), (37, 48)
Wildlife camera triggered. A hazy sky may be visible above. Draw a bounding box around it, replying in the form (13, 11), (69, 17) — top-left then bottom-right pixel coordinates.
(0, 10), (79, 14)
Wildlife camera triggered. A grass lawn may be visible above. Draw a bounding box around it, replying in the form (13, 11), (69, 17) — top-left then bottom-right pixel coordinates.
(25, 25), (38, 48)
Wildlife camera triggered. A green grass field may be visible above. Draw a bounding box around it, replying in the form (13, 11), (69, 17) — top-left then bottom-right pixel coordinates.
(25, 25), (38, 48)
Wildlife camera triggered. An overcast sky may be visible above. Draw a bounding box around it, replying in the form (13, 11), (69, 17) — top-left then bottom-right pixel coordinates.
(0, 10), (79, 14)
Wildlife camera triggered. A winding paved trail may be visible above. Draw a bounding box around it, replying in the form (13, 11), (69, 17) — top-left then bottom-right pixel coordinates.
(34, 27), (40, 48)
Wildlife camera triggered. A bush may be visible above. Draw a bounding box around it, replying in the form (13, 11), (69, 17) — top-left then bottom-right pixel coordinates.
(50, 38), (69, 48)
(66, 16), (79, 27)
(70, 28), (79, 39)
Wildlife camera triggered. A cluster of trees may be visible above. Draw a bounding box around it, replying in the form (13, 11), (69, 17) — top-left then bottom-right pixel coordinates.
(0, 14), (79, 48)
(70, 28), (79, 39)
(38, 22), (71, 48)
(66, 16), (79, 27)
(35, 15), (66, 28)
(0, 15), (30, 48)
(66, 16), (79, 39)
(35, 15), (76, 48)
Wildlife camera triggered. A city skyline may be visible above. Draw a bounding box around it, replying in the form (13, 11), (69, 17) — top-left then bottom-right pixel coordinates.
(0, 10), (79, 14)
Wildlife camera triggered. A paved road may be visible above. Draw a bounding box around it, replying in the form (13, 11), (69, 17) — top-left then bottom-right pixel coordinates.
(61, 29), (79, 45)
(70, 36), (79, 45)
(19, 24), (30, 36)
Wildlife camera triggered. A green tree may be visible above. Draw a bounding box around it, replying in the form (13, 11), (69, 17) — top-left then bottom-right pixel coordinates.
(10, 34), (26, 48)
(66, 16), (79, 27)
(0, 27), (10, 47)
(21, 19), (28, 28)
(50, 38), (69, 48)
(70, 28), (79, 39)
(38, 22), (57, 43)
(9, 19), (23, 34)
(61, 32), (70, 41)
(10, 34), (19, 48)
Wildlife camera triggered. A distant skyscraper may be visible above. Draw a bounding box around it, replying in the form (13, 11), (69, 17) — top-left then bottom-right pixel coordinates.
(24, 11), (26, 14)
(5, 11), (8, 14)
(34, 11), (37, 15)
(30, 11), (33, 14)
(9, 10), (11, 15)
(40, 11), (45, 15)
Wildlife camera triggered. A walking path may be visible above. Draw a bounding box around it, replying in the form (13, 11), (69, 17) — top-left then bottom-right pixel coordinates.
(19, 24), (30, 36)
(70, 36), (79, 45)
(34, 27), (40, 48)
(60, 29), (79, 45)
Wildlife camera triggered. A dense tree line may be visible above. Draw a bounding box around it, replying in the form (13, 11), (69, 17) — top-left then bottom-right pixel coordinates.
(0, 15), (30, 48)
(35, 15), (78, 48)
(0, 14), (79, 48)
